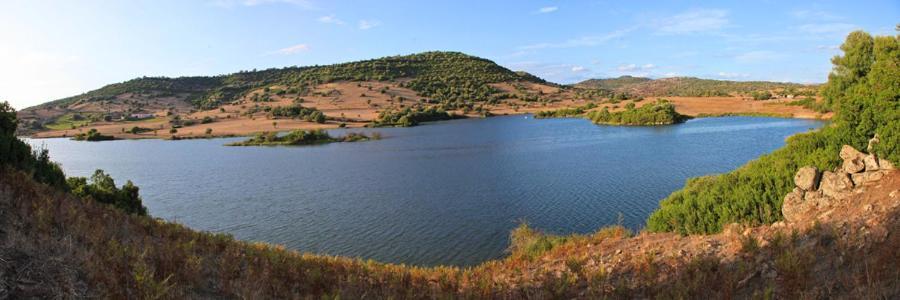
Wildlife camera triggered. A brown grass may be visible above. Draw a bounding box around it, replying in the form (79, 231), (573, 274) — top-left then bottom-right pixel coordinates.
(2, 168), (899, 298)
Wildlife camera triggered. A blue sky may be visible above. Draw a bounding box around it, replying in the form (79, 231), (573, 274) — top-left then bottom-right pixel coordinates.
(2, 0), (897, 109)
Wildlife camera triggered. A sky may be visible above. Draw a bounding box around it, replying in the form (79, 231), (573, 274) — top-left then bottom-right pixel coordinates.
(1, 0), (897, 109)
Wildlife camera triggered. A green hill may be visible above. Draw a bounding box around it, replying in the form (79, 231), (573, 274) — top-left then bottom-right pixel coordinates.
(32, 51), (545, 112)
(576, 76), (816, 97)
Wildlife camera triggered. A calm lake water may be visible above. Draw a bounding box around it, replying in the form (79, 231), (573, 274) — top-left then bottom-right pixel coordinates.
(28, 116), (823, 266)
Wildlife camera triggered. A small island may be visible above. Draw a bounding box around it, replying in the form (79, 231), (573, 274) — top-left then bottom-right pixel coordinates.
(227, 129), (381, 146)
(71, 128), (116, 141)
(534, 99), (689, 126)
(587, 99), (689, 125)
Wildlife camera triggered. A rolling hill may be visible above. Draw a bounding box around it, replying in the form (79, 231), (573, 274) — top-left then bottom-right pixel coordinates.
(575, 76), (817, 97)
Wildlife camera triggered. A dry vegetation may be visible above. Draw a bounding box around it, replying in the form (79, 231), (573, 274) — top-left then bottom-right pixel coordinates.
(2, 166), (897, 298)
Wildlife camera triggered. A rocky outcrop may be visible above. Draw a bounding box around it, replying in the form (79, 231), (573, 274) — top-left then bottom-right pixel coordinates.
(782, 139), (894, 223)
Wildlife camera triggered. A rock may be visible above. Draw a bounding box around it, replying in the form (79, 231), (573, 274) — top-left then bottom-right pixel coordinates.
(782, 187), (805, 222)
(840, 145), (864, 161)
(843, 157), (866, 173)
(851, 171), (885, 185)
(794, 166), (820, 191)
(820, 171), (854, 199)
(863, 155), (880, 171)
(867, 134), (880, 153)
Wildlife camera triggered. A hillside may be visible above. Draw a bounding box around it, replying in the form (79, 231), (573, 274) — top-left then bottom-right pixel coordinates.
(2, 144), (898, 298)
(576, 76), (816, 97)
(16, 51), (555, 134)
(17, 51), (832, 139)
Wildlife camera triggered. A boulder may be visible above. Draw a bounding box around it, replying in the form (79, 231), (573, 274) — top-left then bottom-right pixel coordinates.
(863, 155), (880, 171)
(852, 171), (885, 185)
(820, 171), (854, 199)
(843, 157), (866, 173)
(840, 145), (864, 161)
(782, 187), (805, 223)
(794, 166), (820, 191)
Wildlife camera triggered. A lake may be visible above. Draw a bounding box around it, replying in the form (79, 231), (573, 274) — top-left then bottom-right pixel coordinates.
(27, 115), (823, 266)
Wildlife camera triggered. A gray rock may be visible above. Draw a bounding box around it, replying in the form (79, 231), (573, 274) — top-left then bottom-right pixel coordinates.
(863, 155), (880, 171)
(794, 166), (820, 191)
(820, 171), (854, 199)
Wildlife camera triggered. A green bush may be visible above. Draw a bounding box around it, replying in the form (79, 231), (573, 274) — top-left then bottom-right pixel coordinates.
(646, 31), (899, 234)
(586, 99), (688, 125)
(72, 128), (116, 141)
(67, 170), (148, 215)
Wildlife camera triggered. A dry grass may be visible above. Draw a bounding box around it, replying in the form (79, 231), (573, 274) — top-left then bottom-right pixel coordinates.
(1, 168), (898, 298)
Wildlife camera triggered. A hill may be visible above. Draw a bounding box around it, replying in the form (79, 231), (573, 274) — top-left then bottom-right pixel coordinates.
(16, 51), (549, 133)
(576, 76), (817, 97)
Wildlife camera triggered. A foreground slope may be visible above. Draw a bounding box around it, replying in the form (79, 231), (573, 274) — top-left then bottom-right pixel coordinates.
(2, 147), (898, 298)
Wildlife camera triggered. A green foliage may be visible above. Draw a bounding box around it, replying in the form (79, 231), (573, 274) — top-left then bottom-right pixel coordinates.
(228, 129), (379, 146)
(534, 103), (597, 118)
(508, 222), (572, 261)
(577, 76), (814, 97)
(586, 99), (688, 125)
(72, 128), (116, 141)
(67, 169), (148, 215)
(372, 106), (456, 127)
(43, 112), (103, 130)
(786, 97), (831, 113)
(270, 104), (328, 123)
(0, 102), (67, 188)
(128, 126), (153, 134)
(647, 30), (899, 234)
(36, 51), (544, 111)
(750, 90), (773, 100)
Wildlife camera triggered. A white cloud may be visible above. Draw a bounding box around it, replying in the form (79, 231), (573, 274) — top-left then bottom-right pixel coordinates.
(616, 63), (656, 71)
(571, 66), (586, 72)
(358, 19), (381, 30)
(504, 61), (593, 83)
(734, 50), (784, 63)
(519, 27), (636, 50)
(270, 44), (309, 55)
(536, 6), (558, 14)
(816, 44), (840, 51)
(656, 9), (728, 34)
(318, 15), (345, 25)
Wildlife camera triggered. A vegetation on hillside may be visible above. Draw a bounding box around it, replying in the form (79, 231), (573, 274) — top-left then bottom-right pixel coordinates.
(587, 100), (689, 125)
(533, 103), (597, 118)
(227, 129), (380, 146)
(647, 30), (899, 234)
(67, 170), (147, 215)
(33, 51), (545, 112)
(0, 101), (143, 214)
(0, 101), (67, 188)
(371, 106), (458, 127)
(72, 128), (116, 141)
(576, 76), (815, 98)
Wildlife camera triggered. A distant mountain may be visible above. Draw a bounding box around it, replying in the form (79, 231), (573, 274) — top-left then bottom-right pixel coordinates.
(575, 76), (653, 90)
(575, 76), (816, 97)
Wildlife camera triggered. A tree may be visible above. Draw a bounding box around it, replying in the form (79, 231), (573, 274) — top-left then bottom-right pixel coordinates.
(205, 128), (213, 135)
